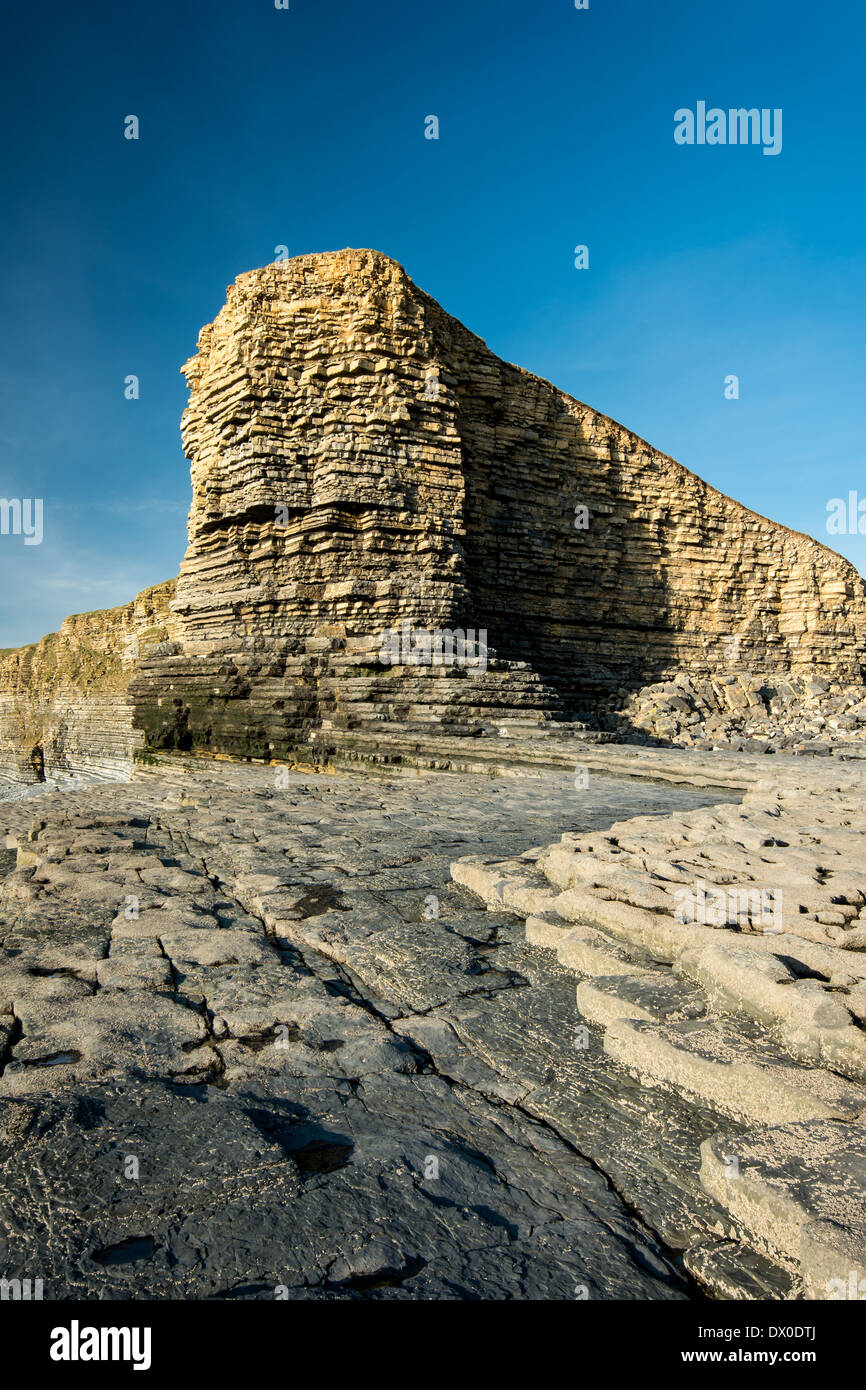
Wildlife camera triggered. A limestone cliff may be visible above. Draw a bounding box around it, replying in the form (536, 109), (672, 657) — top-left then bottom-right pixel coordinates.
(3, 249), (865, 774)
(131, 249), (866, 757)
(0, 581), (176, 786)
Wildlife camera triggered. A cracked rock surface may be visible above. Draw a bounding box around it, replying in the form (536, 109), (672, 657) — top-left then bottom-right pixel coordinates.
(0, 760), (731, 1300)
(452, 751), (866, 1298)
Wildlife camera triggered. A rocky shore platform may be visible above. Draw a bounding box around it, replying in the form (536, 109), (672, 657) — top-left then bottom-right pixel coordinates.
(0, 735), (863, 1300)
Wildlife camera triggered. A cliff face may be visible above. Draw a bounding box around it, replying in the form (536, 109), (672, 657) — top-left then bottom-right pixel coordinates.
(0, 582), (176, 787)
(171, 251), (866, 680)
(3, 249), (866, 775)
(173, 250), (468, 650)
(131, 249), (866, 756)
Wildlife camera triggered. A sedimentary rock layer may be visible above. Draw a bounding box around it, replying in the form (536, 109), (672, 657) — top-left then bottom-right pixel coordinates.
(3, 249), (866, 772)
(0, 582), (176, 787)
(451, 753), (866, 1295)
(3, 740), (861, 1299)
(0, 758), (725, 1300)
(127, 248), (866, 759)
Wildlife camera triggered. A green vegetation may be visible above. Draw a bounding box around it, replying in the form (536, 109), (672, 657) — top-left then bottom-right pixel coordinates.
(133, 749), (160, 766)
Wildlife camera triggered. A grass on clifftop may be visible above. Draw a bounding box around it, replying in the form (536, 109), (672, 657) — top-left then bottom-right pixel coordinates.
(0, 581), (176, 696)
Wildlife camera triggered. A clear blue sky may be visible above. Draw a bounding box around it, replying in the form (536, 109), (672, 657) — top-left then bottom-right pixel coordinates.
(1, 0), (864, 648)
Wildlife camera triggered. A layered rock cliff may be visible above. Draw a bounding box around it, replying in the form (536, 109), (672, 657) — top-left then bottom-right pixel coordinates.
(0, 582), (176, 788)
(130, 249), (866, 758)
(3, 249), (866, 774)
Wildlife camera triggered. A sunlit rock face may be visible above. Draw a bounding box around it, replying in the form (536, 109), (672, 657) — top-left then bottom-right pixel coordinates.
(128, 247), (865, 757)
(0, 583), (176, 788)
(4, 249), (866, 773)
(173, 249), (469, 653)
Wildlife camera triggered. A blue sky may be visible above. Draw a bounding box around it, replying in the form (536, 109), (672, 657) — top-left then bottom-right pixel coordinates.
(1, 0), (864, 648)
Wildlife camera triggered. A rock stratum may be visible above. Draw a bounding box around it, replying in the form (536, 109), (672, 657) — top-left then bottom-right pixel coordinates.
(0, 744), (864, 1300)
(0, 583), (176, 792)
(2, 248), (866, 784)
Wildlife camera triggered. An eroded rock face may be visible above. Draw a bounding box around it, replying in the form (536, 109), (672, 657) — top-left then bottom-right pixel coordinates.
(452, 751), (866, 1296)
(0, 583), (176, 789)
(3, 248), (866, 775)
(0, 718), (861, 1299)
(127, 249), (866, 759)
(0, 759), (725, 1299)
